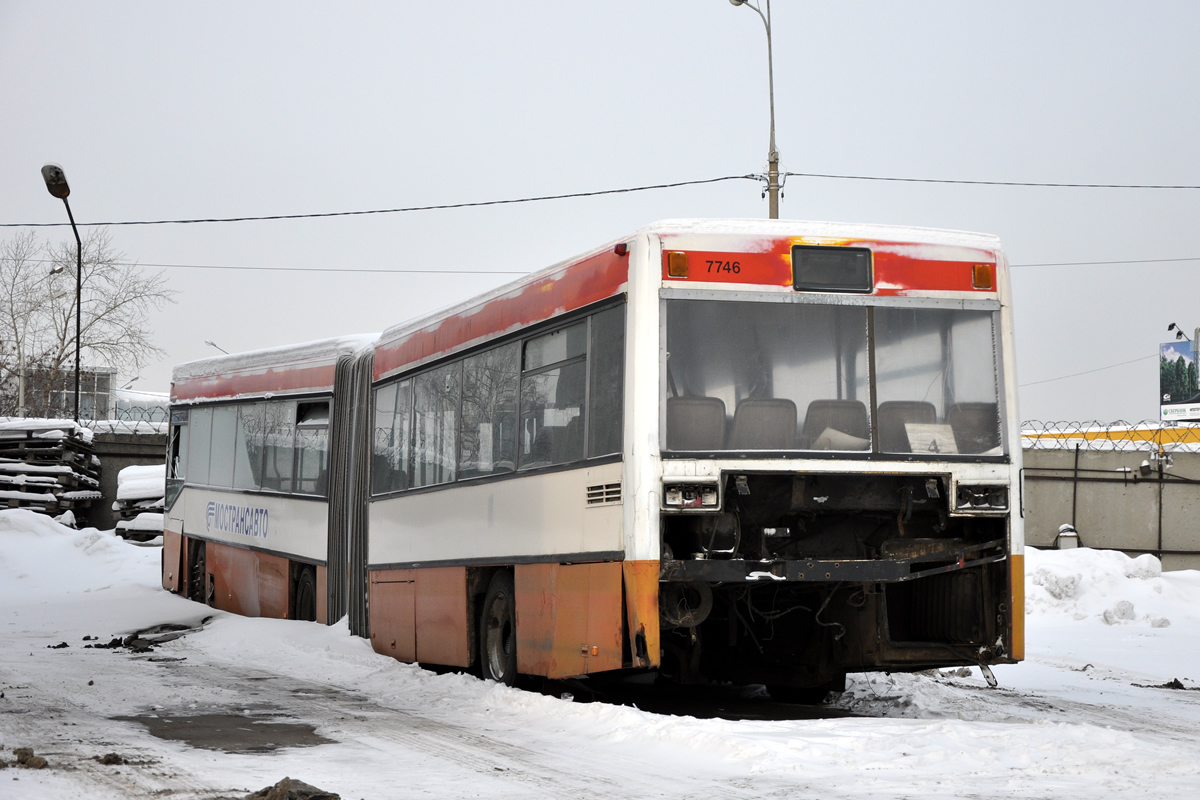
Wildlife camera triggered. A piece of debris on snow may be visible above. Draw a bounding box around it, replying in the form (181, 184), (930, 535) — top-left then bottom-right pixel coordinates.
(94, 753), (124, 765)
(1133, 678), (1200, 691)
(245, 777), (341, 800)
(13, 747), (48, 769)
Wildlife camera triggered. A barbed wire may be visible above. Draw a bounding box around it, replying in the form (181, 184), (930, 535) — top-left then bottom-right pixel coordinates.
(1021, 419), (1200, 452)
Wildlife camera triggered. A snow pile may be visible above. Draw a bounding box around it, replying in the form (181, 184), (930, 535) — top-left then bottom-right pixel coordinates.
(1025, 546), (1187, 629)
(113, 463), (165, 540)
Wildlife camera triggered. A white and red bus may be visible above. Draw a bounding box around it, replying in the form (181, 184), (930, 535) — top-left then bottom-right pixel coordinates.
(164, 219), (1024, 699)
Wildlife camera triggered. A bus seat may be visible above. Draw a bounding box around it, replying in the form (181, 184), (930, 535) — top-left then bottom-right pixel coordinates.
(800, 399), (870, 450)
(728, 398), (797, 450)
(877, 400), (938, 452)
(552, 415), (585, 463)
(947, 402), (1001, 454)
(666, 396), (726, 451)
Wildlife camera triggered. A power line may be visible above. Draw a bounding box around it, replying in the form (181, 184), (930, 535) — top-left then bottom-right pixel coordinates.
(0, 174), (758, 228)
(6, 169), (1200, 229)
(1011, 256), (1200, 268)
(786, 172), (1200, 190)
(1020, 355), (1156, 388)
(2, 258), (528, 275)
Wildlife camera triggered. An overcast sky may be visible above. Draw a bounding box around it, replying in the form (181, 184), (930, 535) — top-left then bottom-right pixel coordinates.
(3, 1), (1198, 423)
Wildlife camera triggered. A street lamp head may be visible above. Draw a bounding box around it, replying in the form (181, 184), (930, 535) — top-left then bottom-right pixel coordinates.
(41, 163), (70, 199)
(729, 0), (747, 5)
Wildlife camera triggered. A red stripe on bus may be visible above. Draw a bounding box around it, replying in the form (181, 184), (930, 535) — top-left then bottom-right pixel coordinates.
(662, 240), (998, 295)
(373, 249), (629, 380)
(172, 363), (339, 402)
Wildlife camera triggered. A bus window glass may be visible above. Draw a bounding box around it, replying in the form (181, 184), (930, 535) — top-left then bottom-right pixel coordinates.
(588, 305), (625, 457)
(461, 342), (519, 478)
(234, 404), (265, 490)
(295, 426), (329, 495)
(874, 308), (1001, 455)
(524, 322), (586, 371)
(371, 380), (411, 494)
(664, 300), (869, 452)
(520, 361), (586, 468)
(261, 401), (296, 492)
(166, 415), (188, 507)
(168, 415), (189, 481)
(208, 405), (238, 488)
(412, 363), (460, 487)
(185, 407), (213, 484)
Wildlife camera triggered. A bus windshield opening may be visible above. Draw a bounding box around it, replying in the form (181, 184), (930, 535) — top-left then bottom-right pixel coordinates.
(664, 299), (1003, 456)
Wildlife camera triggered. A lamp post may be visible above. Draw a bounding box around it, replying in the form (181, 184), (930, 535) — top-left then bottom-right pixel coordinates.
(730, 0), (780, 219)
(41, 163), (82, 423)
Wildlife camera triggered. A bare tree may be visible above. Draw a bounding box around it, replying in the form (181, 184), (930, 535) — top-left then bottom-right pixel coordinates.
(0, 228), (174, 417)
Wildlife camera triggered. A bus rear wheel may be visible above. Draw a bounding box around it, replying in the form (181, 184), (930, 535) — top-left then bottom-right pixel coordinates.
(479, 571), (517, 685)
(294, 567), (317, 622)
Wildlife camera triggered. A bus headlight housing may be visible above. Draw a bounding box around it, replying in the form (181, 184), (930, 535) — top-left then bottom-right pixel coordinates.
(663, 482), (720, 510)
(956, 485), (1008, 511)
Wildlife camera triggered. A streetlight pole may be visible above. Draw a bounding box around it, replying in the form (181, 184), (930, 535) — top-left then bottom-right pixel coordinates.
(41, 163), (82, 423)
(730, 0), (780, 218)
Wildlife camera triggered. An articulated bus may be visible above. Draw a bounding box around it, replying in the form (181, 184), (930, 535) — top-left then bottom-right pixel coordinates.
(163, 219), (1023, 699)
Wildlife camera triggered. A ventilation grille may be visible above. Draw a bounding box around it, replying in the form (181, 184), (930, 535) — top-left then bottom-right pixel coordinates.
(586, 482), (622, 505)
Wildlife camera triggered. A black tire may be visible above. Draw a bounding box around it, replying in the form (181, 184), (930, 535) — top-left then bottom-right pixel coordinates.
(186, 539), (207, 605)
(294, 568), (317, 622)
(767, 684), (832, 705)
(479, 571), (518, 685)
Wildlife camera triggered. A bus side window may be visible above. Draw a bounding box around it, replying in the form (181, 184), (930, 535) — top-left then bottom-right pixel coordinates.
(260, 401), (297, 492)
(185, 407), (214, 486)
(295, 401), (331, 495)
(208, 405), (238, 488)
(588, 304), (625, 458)
(166, 410), (189, 507)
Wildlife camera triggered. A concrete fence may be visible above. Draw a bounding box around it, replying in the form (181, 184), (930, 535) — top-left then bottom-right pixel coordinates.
(1021, 422), (1200, 571)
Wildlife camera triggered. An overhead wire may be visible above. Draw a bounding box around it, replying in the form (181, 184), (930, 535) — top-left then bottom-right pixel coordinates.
(1019, 356), (1158, 388)
(4, 169), (1200, 229)
(0, 174), (758, 228)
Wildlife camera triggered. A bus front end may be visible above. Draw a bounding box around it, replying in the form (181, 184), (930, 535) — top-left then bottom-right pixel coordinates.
(649, 223), (1022, 698)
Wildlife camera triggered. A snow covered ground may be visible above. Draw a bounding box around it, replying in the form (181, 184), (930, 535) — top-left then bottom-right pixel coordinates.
(1, 509), (1198, 799)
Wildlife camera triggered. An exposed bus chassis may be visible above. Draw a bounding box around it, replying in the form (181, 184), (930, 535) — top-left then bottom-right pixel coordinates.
(658, 471), (1015, 694)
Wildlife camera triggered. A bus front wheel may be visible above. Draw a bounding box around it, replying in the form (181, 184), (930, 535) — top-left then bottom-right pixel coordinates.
(479, 571), (517, 685)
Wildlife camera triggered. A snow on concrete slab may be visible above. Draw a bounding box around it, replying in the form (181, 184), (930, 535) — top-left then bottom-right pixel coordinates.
(1, 511), (1198, 799)
(115, 464), (165, 502)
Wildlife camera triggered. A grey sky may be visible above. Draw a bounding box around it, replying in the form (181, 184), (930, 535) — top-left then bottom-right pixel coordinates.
(2, 1), (1198, 423)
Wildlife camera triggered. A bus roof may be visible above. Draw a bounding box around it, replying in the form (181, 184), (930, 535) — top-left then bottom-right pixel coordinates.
(171, 333), (378, 403)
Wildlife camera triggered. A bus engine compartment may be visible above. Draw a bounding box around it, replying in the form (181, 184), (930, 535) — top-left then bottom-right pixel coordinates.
(658, 471), (1014, 696)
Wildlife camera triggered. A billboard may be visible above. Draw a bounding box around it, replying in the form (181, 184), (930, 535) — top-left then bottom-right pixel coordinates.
(1160, 340), (1200, 421)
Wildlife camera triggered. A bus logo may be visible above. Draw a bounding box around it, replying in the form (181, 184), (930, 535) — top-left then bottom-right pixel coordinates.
(205, 501), (269, 539)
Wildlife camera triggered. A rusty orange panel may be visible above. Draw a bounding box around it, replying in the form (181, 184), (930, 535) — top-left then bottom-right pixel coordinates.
(516, 562), (624, 679)
(622, 560), (661, 669)
(369, 569), (416, 662)
(515, 563), (564, 677)
(162, 530), (183, 593)
(257, 551), (289, 619)
(207, 542), (289, 619)
(316, 565), (328, 625)
(208, 541), (258, 616)
(415, 567), (470, 667)
(585, 562), (625, 674)
(1010, 553), (1025, 661)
